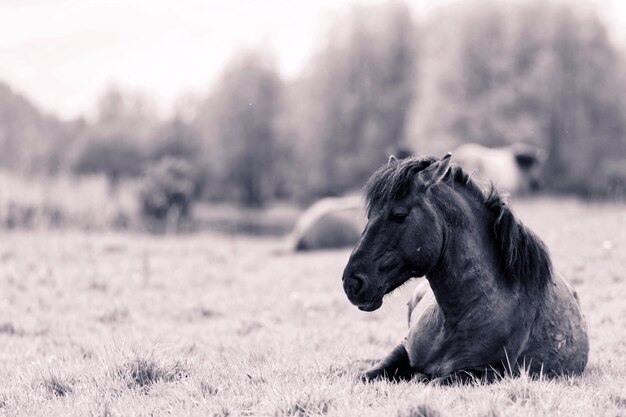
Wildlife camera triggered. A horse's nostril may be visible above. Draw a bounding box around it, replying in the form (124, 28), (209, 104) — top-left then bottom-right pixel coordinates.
(349, 274), (366, 296)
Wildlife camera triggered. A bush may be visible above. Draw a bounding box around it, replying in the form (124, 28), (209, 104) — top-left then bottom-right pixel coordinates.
(139, 158), (199, 231)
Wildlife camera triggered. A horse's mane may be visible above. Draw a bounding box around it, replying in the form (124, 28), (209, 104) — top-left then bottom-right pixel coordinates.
(364, 156), (553, 289)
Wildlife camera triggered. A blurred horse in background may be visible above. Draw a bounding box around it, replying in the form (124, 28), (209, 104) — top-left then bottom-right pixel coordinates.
(454, 143), (546, 194)
(289, 195), (365, 251)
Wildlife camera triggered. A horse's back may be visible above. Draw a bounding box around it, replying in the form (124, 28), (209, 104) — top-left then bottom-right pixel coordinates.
(454, 144), (522, 193)
(290, 195), (365, 251)
(521, 275), (589, 376)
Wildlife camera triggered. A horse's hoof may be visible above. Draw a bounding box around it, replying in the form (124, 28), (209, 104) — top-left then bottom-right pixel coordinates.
(357, 370), (381, 382)
(426, 376), (445, 386)
(412, 372), (430, 383)
(357, 371), (372, 382)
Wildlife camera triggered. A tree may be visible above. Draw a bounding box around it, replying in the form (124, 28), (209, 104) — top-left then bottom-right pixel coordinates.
(150, 117), (202, 163)
(410, 0), (626, 194)
(68, 86), (157, 186)
(197, 51), (282, 207)
(70, 134), (145, 185)
(287, 2), (418, 200)
(93, 86), (157, 143)
(0, 82), (73, 174)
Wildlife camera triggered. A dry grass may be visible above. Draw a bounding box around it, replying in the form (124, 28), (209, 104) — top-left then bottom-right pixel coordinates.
(0, 171), (139, 230)
(0, 197), (624, 416)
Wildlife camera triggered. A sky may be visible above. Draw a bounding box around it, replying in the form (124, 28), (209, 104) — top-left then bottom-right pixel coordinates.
(0, 0), (624, 120)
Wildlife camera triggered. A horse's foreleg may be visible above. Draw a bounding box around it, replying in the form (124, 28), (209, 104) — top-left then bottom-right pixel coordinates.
(360, 343), (413, 382)
(424, 346), (519, 384)
(427, 366), (507, 386)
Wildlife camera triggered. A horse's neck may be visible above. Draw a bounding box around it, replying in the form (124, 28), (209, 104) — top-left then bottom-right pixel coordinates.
(426, 192), (503, 323)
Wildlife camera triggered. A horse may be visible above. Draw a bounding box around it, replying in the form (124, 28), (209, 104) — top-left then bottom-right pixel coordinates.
(342, 153), (588, 383)
(289, 195), (366, 251)
(454, 143), (546, 194)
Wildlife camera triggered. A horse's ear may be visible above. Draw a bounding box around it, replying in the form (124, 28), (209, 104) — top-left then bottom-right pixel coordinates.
(418, 153), (452, 189)
(388, 155), (398, 165)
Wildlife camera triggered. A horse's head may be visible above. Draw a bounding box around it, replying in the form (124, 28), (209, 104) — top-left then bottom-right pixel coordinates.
(511, 143), (547, 192)
(342, 154), (452, 311)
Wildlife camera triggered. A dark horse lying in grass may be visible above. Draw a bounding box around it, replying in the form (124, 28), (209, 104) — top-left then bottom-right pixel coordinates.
(342, 154), (589, 383)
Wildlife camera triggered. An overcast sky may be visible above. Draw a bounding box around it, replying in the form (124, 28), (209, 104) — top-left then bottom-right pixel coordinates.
(0, 0), (624, 120)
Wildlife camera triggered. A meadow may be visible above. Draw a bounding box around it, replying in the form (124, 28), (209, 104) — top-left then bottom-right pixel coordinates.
(0, 197), (624, 416)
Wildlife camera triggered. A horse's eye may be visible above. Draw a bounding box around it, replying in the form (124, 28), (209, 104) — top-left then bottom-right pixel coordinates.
(390, 211), (408, 223)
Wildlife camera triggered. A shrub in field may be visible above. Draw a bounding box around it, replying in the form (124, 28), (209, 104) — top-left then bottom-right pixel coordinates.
(139, 158), (200, 231)
(148, 118), (211, 199)
(41, 374), (73, 398)
(117, 358), (189, 390)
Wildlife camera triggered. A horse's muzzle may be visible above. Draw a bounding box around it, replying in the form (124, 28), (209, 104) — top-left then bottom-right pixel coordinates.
(357, 297), (383, 312)
(344, 273), (368, 300)
(343, 271), (385, 311)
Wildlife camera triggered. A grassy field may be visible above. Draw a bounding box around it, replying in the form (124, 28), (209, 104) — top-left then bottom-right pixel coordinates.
(0, 197), (625, 416)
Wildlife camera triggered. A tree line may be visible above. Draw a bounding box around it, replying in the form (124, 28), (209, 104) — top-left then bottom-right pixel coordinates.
(1, 0), (625, 208)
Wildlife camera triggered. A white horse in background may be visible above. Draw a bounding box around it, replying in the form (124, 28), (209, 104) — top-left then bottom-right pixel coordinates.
(453, 143), (546, 194)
